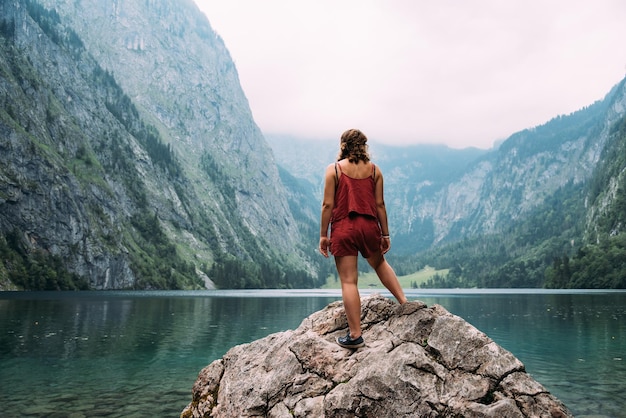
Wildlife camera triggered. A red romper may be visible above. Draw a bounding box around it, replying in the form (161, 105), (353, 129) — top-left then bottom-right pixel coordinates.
(330, 163), (382, 257)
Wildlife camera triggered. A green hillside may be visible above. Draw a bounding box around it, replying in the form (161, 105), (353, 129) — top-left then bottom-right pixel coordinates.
(322, 266), (448, 290)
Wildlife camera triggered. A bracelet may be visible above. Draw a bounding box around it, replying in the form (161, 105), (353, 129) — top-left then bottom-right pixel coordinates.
(381, 235), (390, 239)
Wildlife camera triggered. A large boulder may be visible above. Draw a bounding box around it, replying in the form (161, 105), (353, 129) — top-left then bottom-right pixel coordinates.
(181, 294), (572, 417)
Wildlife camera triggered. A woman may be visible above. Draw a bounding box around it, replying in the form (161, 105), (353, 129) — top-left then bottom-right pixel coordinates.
(319, 129), (407, 349)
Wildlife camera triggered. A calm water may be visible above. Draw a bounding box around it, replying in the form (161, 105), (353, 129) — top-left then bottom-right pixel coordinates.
(0, 289), (624, 417)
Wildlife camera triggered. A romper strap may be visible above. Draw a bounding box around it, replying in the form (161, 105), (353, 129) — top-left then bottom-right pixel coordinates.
(372, 163), (376, 180)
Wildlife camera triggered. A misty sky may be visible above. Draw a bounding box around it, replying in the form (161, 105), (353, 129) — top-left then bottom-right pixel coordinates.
(193, 1), (626, 149)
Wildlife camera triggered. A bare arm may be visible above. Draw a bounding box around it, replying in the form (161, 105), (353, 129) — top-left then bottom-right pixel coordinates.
(319, 163), (336, 257)
(374, 166), (391, 253)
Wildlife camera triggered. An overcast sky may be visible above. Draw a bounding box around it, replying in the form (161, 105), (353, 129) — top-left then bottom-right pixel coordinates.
(193, 0), (626, 149)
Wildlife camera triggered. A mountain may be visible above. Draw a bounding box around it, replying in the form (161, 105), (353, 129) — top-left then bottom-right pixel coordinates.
(1, 0), (624, 291)
(543, 96), (626, 288)
(0, 0), (321, 290)
(268, 79), (626, 288)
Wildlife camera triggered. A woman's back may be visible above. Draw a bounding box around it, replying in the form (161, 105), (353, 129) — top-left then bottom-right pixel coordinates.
(337, 159), (374, 180)
(333, 160), (377, 222)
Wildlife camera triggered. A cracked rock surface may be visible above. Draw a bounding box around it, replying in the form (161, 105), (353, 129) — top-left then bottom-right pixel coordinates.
(181, 294), (572, 417)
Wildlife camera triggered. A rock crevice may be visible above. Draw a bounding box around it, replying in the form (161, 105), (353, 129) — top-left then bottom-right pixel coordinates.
(182, 295), (572, 417)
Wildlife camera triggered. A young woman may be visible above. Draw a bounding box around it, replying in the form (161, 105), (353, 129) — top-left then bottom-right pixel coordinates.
(319, 129), (407, 348)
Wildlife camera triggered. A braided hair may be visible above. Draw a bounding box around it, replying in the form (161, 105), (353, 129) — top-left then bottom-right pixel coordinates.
(337, 129), (370, 163)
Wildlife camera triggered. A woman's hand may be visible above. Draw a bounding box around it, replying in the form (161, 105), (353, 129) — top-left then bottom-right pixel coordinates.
(380, 236), (391, 254)
(319, 236), (331, 258)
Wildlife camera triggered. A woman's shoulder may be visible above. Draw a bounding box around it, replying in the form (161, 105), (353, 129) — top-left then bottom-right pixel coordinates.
(324, 162), (338, 177)
(371, 162), (383, 179)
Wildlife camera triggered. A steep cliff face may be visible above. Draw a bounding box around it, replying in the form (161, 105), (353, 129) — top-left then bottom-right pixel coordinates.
(1, 1), (140, 288)
(0, 0), (312, 290)
(400, 81), (626, 247)
(36, 0), (301, 259)
(583, 80), (626, 242)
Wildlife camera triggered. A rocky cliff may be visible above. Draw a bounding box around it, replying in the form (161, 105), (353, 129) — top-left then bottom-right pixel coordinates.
(181, 295), (572, 417)
(0, 0), (317, 290)
(35, 0), (301, 254)
(440, 83), (625, 241)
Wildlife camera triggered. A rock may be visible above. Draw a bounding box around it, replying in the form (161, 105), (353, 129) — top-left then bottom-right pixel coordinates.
(181, 294), (572, 417)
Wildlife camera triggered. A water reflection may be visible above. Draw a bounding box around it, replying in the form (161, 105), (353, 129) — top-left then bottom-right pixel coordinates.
(0, 293), (341, 417)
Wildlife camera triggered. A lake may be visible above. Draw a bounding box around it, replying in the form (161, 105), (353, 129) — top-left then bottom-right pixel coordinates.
(0, 289), (624, 417)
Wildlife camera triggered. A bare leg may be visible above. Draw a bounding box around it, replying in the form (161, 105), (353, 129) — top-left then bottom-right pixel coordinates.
(334, 255), (362, 338)
(367, 252), (408, 304)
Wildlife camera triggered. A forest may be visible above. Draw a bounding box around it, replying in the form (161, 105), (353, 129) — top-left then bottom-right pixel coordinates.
(416, 114), (626, 289)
